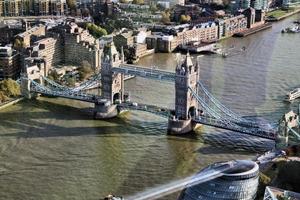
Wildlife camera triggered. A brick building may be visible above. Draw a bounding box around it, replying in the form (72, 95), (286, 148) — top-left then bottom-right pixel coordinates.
(15, 25), (46, 48)
(23, 22), (101, 76)
(0, 46), (21, 80)
(146, 22), (218, 52)
(217, 15), (247, 38)
(0, 0), (67, 17)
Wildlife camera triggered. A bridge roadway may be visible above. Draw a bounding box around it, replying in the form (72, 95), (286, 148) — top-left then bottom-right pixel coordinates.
(117, 102), (170, 118)
(117, 103), (276, 140)
(113, 64), (176, 82)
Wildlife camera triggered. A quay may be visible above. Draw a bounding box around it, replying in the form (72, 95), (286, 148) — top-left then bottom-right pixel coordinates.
(0, 97), (23, 111)
(266, 8), (300, 22)
(233, 23), (272, 37)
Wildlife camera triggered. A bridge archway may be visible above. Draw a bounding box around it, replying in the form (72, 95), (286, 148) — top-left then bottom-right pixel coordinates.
(113, 92), (121, 104)
(188, 106), (197, 119)
(33, 78), (41, 84)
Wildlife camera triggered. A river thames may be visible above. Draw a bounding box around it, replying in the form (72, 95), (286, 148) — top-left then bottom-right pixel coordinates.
(0, 14), (300, 200)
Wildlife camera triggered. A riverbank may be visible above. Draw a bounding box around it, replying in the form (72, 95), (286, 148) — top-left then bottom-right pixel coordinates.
(233, 23), (272, 37)
(267, 7), (300, 21)
(0, 97), (23, 111)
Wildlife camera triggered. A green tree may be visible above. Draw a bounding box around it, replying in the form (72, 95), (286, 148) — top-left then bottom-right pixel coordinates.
(0, 79), (20, 98)
(150, 4), (157, 13)
(161, 11), (171, 24)
(47, 70), (60, 82)
(86, 23), (108, 38)
(132, 0), (144, 4)
(78, 61), (93, 81)
(180, 15), (191, 23)
(0, 91), (8, 103)
(14, 38), (24, 48)
(66, 77), (76, 87)
(66, 0), (76, 10)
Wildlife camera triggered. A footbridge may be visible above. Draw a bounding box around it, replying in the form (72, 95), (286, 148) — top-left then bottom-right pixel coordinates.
(20, 42), (277, 140)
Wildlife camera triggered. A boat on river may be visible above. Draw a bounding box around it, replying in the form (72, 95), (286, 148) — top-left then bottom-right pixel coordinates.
(179, 41), (218, 53)
(286, 88), (300, 102)
(103, 194), (124, 200)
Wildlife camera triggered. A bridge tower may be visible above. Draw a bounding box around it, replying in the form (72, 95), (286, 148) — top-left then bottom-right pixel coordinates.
(168, 53), (200, 134)
(94, 42), (125, 119)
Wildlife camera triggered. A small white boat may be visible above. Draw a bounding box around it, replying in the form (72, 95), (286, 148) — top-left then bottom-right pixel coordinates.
(286, 88), (300, 101)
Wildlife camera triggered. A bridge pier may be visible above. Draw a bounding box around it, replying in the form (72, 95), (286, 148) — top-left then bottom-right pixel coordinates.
(93, 100), (118, 119)
(167, 118), (197, 134)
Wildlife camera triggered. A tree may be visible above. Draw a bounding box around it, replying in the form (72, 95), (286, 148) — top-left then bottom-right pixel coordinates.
(161, 11), (171, 24)
(66, 77), (76, 87)
(14, 38), (24, 48)
(85, 23), (108, 38)
(66, 0), (76, 10)
(180, 15), (191, 23)
(78, 61), (93, 81)
(47, 70), (60, 82)
(0, 91), (8, 103)
(0, 79), (20, 98)
(132, 0), (144, 4)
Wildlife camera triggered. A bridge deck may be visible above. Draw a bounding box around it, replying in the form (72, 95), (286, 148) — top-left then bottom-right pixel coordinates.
(117, 102), (170, 118)
(114, 64), (175, 82)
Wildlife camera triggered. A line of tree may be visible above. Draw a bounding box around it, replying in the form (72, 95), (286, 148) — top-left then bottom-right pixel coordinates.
(85, 23), (108, 38)
(0, 79), (20, 103)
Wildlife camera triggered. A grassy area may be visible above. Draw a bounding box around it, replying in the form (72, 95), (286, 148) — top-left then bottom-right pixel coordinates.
(267, 7), (299, 19)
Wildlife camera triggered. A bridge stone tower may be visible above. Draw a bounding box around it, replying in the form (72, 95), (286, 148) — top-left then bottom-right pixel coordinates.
(101, 43), (125, 103)
(94, 42), (125, 119)
(168, 53), (200, 134)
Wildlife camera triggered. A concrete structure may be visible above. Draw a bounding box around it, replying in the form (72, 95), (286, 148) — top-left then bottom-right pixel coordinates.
(0, 46), (20, 80)
(178, 160), (259, 200)
(263, 186), (300, 200)
(242, 8), (265, 28)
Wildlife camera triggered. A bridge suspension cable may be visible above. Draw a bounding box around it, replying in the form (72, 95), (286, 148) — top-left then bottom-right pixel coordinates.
(41, 72), (101, 92)
(197, 81), (269, 128)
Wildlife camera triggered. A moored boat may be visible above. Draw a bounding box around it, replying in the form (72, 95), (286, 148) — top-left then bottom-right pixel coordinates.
(286, 88), (300, 102)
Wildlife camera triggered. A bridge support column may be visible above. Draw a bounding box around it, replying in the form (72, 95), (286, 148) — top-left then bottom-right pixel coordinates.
(93, 100), (118, 119)
(168, 118), (197, 134)
(20, 76), (32, 99)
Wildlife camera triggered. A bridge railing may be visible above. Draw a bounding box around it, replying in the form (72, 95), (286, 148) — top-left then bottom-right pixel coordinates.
(30, 79), (99, 103)
(115, 64), (176, 82)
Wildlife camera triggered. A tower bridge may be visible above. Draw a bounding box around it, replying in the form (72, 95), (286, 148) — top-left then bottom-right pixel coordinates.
(20, 42), (277, 140)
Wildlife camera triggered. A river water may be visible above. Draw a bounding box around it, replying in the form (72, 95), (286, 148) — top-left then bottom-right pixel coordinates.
(0, 15), (300, 200)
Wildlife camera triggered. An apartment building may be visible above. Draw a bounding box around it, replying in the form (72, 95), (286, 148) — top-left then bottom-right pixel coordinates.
(0, 46), (21, 80)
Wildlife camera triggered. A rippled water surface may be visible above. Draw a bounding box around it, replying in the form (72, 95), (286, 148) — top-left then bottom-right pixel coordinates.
(0, 14), (300, 200)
